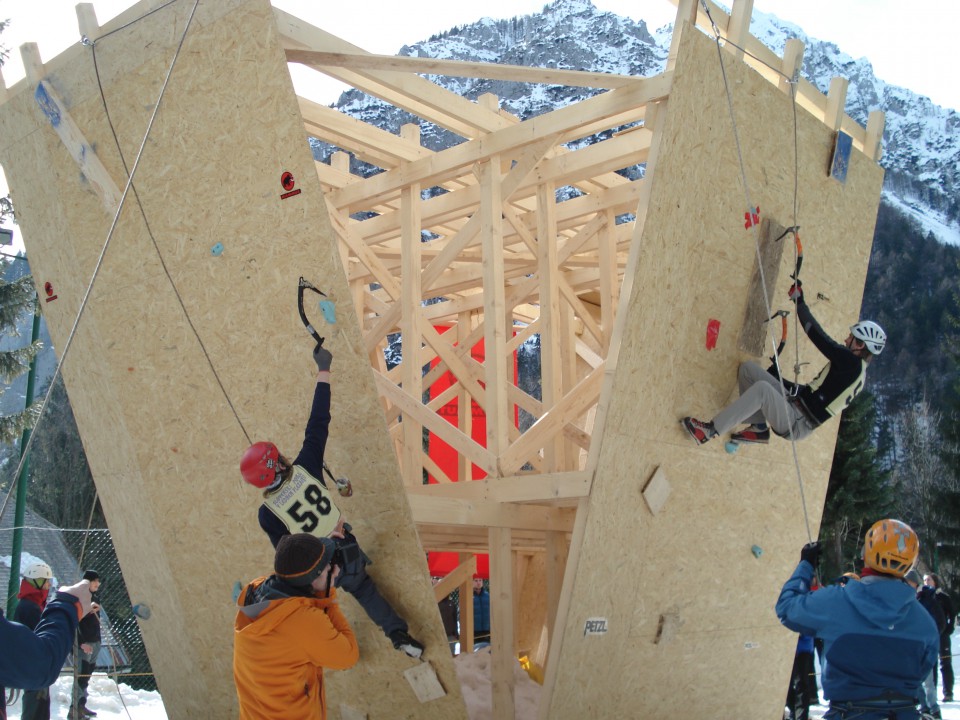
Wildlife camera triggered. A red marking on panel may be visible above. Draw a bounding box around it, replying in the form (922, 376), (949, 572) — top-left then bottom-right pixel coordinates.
(706, 319), (721, 350)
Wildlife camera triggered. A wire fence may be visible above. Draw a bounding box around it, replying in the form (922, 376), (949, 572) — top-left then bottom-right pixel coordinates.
(0, 525), (156, 692)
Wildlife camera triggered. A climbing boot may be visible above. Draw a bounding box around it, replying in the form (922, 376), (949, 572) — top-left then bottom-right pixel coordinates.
(730, 425), (770, 444)
(681, 417), (717, 445)
(390, 629), (424, 659)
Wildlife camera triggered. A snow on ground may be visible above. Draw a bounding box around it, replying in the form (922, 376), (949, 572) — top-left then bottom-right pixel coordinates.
(6, 674), (167, 719)
(4, 648), (957, 718)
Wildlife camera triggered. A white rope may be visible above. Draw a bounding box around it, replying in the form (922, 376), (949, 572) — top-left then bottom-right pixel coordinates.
(0, 0), (202, 527)
(699, 0), (814, 542)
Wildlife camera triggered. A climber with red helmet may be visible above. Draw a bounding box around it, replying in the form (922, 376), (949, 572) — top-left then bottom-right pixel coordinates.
(776, 520), (939, 719)
(240, 344), (424, 660)
(681, 279), (886, 447)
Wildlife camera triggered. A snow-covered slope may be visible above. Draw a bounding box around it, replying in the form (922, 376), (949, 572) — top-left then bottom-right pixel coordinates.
(324, 0), (959, 245)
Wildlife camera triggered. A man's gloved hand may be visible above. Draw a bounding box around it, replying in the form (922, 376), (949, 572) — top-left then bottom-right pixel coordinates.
(788, 280), (804, 304)
(313, 344), (333, 372)
(800, 542), (821, 569)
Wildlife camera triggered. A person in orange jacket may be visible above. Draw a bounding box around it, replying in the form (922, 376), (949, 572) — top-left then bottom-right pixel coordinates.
(234, 533), (359, 720)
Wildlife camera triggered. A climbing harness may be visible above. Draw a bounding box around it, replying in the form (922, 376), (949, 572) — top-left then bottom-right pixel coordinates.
(297, 277), (327, 348)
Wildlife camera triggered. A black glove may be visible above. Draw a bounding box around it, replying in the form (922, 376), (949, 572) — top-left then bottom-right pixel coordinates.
(800, 542), (821, 569)
(313, 344), (333, 372)
(788, 280), (803, 304)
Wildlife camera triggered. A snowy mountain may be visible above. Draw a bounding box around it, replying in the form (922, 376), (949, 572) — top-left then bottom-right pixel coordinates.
(325, 0), (960, 246)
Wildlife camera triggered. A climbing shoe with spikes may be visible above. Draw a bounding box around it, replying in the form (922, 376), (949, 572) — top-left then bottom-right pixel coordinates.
(730, 426), (770, 444)
(390, 629), (424, 659)
(681, 417), (717, 445)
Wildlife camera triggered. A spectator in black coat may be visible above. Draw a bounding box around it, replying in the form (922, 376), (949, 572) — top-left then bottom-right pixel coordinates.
(925, 573), (956, 703)
(70, 570), (103, 719)
(906, 569), (946, 718)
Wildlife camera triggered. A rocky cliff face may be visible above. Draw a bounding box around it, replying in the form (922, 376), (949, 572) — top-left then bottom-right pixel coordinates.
(321, 0), (959, 244)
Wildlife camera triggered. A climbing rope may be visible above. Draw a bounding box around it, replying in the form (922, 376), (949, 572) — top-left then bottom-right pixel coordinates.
(698, 0), (815, 543)
(0, 0), (206, 521)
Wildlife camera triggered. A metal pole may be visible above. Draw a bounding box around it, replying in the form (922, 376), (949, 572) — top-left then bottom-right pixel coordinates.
(5, 297), (41, 617)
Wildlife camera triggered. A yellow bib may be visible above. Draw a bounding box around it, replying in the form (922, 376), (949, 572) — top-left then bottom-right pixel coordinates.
(263, 465), (341, 538)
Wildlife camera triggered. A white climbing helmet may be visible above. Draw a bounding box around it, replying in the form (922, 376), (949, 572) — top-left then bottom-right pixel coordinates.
(23, 562), (53, 580)
(850, 320), (886, 355)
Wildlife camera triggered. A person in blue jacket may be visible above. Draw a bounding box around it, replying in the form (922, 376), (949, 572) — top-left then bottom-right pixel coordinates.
(776, 519), (940, 720)
(240, 344), (424, 659)
(0, 578), (94, 702)
(682, 281), (886, 446)
(472, 577), (490, 645)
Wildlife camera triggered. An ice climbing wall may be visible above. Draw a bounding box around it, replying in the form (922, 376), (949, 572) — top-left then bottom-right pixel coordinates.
(0, 0), (465, 718)
(543, 26), (884, 720)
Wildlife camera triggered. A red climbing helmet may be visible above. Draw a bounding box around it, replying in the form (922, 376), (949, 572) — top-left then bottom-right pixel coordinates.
(240, 442), (283, 489)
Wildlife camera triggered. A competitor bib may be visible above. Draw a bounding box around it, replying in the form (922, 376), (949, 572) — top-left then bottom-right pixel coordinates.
(263, 465), (341, 538)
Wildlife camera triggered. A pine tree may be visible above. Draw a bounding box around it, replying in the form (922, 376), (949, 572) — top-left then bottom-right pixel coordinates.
(818, 391), (894, 580)
(0, 264), (42, 444)
(933, 262), (960, 599)
(890, 400), (949, 560)
(0, 20), (42, 446)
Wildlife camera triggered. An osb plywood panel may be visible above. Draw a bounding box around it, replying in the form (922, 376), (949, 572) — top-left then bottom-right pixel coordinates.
(544, 27), (883, 720)
(0, 1), (465, 718)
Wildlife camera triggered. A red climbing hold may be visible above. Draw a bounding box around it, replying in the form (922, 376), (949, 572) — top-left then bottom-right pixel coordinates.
(706, 318), (721, 350)
(744, 206), (760, 229)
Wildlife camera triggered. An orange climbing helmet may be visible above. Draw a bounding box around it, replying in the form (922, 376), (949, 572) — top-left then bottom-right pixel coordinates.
(862, 519), (918, 578)
(240, 441), (284, 489)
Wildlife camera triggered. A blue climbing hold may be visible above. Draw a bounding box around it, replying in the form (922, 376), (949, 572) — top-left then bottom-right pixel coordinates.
(319, 299), (336, 324)
(211, 242), (224, 256)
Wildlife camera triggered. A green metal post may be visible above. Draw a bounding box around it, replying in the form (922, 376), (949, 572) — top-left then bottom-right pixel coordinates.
(6, 301), (41, 617)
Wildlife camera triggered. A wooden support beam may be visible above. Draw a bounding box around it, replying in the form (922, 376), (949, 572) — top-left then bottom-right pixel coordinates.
(406, 471), (591, 504)
(329, 74), (671, 210)
(544, 530), (567, 665)
(287, 50), (646, 90)
(20, 43), (44, 85)
(276, 10), (513, 138)
(490, 526), (516, 720)
(479, 157), (510, 468)
(779, 39), (805, 94)
(865, 110), (885, 161)
(459, 552), (475, 653)
(374, 372), (498, 476)
(299, 97), (431, 168)
(825, 77), (849, 132)
(537, 181), (563, 473)
(76, 4), (100, 40)
(400, 124), (424, 488)
(406, 494), (576, 532)
(433, 556), (477, 601)
(500, 365), (605, 474)
(668, 0), (700, 72)
(726, 0), (755, 60)
(456, 313), (475, 483)
(30, 76), (123, 213)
